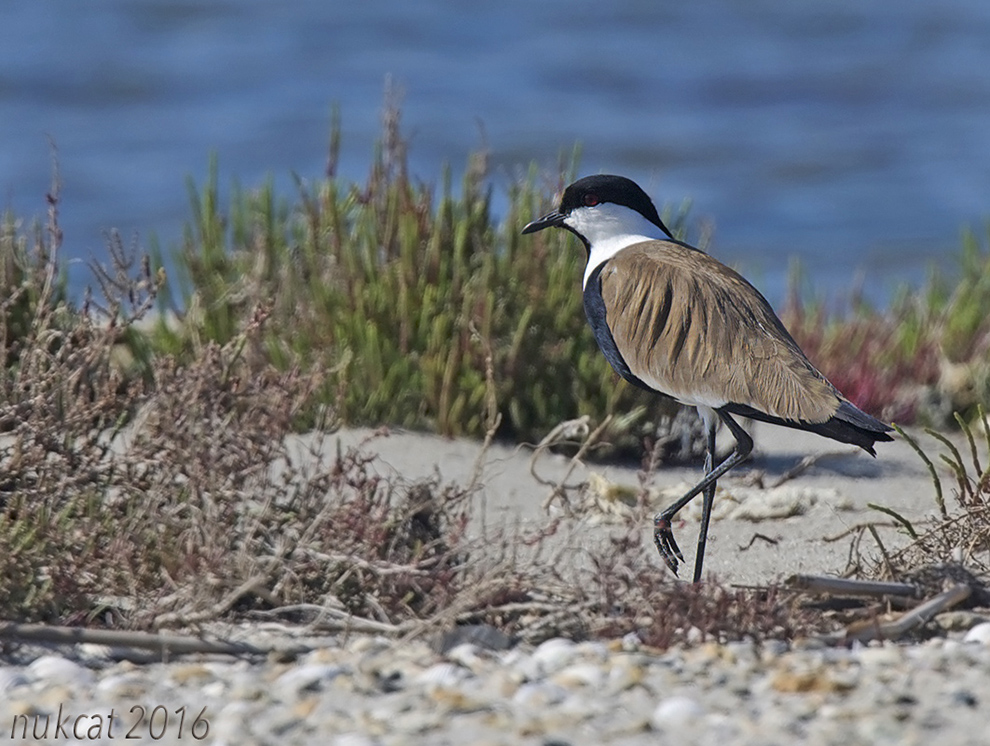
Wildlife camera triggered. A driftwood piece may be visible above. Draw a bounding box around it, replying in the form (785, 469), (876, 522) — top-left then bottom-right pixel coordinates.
(0, 622), (308, 661)
(786, 573), (977, 644)
(786, 574), (918, 598)
(838, 584), (972, 644)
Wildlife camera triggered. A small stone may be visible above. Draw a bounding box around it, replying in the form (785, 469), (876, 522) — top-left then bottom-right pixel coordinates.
(790, 637), (827, 651)
(211, 701), (253, 742)
(445, 643), (487, 672)
(480, 667), (521, 699)
(963, 622), (990, 645)
(620, 631), (643, 651)
(97, 673), (149, 698)
(168, 664), (214, 685)
(771, 667), (855, 694)
(498, 648), (527, 669)
(574, 640), (609, 662)
(427, 685), (475, 711)
(414, 662), (469, 691)
(725, 640), (757, 662)
(227, 670), (267, 700)
(690, 642), (724, 664)
(435, 624), (513, 653)
(274, 664), (345, 697)
(391, 710), (444, 734)
(202, 680), (226, 698)
(651, 696), (704, 730)
(936, 611), (990, 632)
(332, 734), (379, 746)
(26, 656), (94, 687)
(3, 700), (40, 718)
(951, 690), (978, 707)
(347, 636), (391, 655)
(299, 647), (343, 665)
(853, 645), (904, 668)
(0, 668), (30, 693)
(292, 697), (318, 718)
(77, 643), (115, 662)
(606, 657), (645, 692)
(513, 681), (568, 708)
(759, 639), (789, 662)
(526, 638), (577, 677)
(550, 663), (605, 690)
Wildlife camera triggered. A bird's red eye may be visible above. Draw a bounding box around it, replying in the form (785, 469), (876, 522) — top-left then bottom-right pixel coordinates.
(583, 193), (600, 207)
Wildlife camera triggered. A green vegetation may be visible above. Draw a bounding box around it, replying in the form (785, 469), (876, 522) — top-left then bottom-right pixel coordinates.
(782, 230), (990, 427)
(855, 414), (990, 581)
(0, 180), (827, 643)
(148, 108), (701, 456)
(145, 106), (989, 442)
(1, 105), (988, 637)
(1, 200), (68, 367)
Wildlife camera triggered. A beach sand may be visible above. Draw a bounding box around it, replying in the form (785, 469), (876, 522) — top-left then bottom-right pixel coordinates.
(321, 419), (947, 586)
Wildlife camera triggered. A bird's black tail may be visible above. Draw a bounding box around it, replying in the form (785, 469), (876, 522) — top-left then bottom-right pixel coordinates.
(721, 400), (894, 456)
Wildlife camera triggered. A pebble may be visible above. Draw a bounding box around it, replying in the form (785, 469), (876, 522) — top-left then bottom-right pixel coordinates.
(26, 654), (95, 687)
(273, 663), (346, 698)
(528, 638), (577, 675)
(963, 621), (990, 645)
(413, 662), (468, 691)
(651, 695), (705, 729)
(2, 624), (990, 746)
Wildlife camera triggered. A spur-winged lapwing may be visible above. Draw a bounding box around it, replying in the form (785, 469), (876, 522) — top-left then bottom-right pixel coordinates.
(523, 174), (893, 582)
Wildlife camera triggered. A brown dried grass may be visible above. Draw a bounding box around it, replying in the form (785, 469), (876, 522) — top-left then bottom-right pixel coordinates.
(9, 158), (977, 651)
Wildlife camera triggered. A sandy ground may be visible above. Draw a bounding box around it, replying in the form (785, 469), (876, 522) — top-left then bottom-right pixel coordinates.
(318, 420), (953, 587)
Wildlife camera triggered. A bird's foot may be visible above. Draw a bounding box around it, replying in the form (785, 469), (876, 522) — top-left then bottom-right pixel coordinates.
(653, 514), (684, 575)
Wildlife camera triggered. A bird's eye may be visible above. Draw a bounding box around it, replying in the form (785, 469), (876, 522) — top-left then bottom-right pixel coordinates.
(583, 193), (600, 207)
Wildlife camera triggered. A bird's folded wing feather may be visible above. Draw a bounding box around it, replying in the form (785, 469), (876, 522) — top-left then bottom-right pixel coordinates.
(599, 242), (841, 423)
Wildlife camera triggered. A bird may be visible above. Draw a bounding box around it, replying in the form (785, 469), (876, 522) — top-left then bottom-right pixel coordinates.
(522, 174), (893, 582)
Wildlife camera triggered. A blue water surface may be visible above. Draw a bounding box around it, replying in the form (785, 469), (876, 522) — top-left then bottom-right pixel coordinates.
(2, 1), (990, 306)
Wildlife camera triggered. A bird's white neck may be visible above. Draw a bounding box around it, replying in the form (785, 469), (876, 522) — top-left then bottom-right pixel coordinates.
(566, 203), (668, 288)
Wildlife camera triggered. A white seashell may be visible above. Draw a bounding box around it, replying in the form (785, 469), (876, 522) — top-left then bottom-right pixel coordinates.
(621, 631), (643, 650)
(853, 645), (905, 668)
(606, 659), (645, 692)
(332, 735), (379, 746)
(445, 642), (484, 671)
(211, 701), (253, 744)
(0, 668), (30, 693)
(963, 622), (990, 645)
(512, 681), (569, 708)
(96, 673), (147, 696)
(528, 638), (577, 675)
(651, 696), (705, 730)
(26, 655), (94, 687)
(574, 640), (609, 661)
(202, 680), (227, 698)
(760, 639), (789, 662)
(551, 662), (606, 690)
(273, 664), (345, 696)
(413, 662), (468, 690)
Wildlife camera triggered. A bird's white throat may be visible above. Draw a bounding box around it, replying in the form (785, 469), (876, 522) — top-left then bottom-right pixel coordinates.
(566, 203), (668, 288)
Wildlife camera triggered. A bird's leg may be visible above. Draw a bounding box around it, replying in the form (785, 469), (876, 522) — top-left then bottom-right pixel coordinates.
(692, 421), (718, 583)
(653, 412), (753, 576)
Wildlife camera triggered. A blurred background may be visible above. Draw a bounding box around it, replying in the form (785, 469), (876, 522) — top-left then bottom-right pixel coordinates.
(2, 0), (990, 304)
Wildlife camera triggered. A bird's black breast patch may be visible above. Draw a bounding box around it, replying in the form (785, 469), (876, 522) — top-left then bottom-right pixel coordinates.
(583, 263), (653, 392)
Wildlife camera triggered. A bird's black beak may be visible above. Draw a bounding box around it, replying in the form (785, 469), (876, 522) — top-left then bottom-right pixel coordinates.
(521, 210), (565, 234)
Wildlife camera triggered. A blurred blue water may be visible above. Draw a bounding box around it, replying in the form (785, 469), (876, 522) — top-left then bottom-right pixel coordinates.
(2, 1), (990, 306)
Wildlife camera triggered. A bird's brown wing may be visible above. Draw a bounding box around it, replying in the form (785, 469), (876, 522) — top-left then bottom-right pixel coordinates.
(598, 241), (841, 423)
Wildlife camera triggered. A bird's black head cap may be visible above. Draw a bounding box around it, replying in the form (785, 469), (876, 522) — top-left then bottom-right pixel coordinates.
(522, 174), (672, 238)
